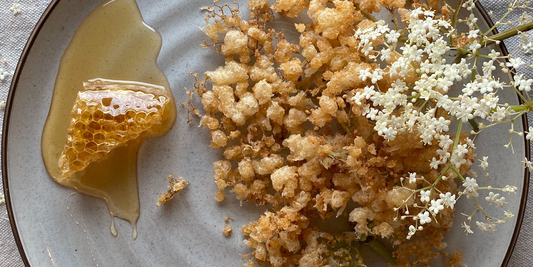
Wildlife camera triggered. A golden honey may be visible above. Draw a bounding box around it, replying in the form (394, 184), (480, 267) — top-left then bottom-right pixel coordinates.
(58, 79), (170, 179)
(41, 0), (176, 239)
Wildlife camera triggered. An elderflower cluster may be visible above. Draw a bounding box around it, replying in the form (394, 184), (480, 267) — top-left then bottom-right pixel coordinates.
(351, 4), (532, 242)
(351, 10), (513, 148)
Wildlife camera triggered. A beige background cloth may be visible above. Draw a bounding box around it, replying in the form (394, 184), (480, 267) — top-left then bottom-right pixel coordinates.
(0, 0), (530, 266)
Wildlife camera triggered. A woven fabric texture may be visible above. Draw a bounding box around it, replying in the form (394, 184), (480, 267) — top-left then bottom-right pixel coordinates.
(0, 1), (52, 266)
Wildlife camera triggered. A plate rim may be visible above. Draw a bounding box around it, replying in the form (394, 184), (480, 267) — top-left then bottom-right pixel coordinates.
(474, 1), (531, 266)
(2, 0), (60, 266)
(1, 1), (529, 266)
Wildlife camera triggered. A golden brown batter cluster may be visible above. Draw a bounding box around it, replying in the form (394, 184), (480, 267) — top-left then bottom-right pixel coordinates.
(187, 0), (475, 266)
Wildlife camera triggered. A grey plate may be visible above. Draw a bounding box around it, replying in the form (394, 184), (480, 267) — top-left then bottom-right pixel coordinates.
(2, 0), (529, 266)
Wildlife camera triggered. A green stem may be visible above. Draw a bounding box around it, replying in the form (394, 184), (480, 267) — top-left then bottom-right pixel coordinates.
(387, 7), (399, 31)
(398, 34), (408, 44)
(360, 10), (377, 22)
(468, 119), (479, 132)
(452, 166), (491, 218)
(477, 54), (494, 59)
(340, 122), (351, 135)
(451, 0), (464, 30)
(451, 165), (466, 182)
(432, 165), (451, 188)
(424, 165), (452, 209)
(512, 110), (527, 121)
(490, 102), (531, 113)
(364, 238), (397, 265)
(470, 53), (479, 82)
(451, 120), (464, 156)
(450, 0), (464, 45)
(365, 131), (375, 141)
(510, 101), (533, 112)
(420, 99), (430, 110)
(483, 5), (515, 36)
(452, 49), (468, 64)
(510, 84), (529, 104)
(482, 20), (533, 47)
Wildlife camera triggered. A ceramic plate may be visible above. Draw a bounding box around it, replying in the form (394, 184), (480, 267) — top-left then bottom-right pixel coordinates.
(3, 0), (529, 266)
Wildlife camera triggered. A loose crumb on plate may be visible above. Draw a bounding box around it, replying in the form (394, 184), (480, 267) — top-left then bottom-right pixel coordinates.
(157, 175), (189, 207)
(223, 225), (232, 236)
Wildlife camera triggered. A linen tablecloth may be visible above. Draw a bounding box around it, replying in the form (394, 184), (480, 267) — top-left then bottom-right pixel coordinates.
(0, 0), (531, 266)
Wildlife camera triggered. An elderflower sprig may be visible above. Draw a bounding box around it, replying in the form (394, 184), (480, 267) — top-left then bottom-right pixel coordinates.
(352, 3), (532, 241)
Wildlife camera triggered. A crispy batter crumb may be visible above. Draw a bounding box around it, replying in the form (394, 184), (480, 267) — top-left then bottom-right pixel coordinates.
(156, 175), (189, 207)
(294, 23), (305, 33)
(223, 225), (232, 236)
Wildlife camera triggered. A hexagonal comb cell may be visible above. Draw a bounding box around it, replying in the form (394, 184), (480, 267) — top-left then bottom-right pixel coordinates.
(58, 79), (170, 178)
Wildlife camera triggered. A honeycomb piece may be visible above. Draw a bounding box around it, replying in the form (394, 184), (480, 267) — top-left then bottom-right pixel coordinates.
(58, 79), (170, 179)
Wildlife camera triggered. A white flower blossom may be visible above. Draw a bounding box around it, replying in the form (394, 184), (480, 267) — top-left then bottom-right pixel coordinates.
(439, 192), (456, 209)
(420, 190), (431, 203)
(502, 185), (518, 193)
(519, 33), (533, 54)
(408, 172), (417, 184)
(10, 3), (21, 15)
(523, 158), (533, 172)
(359, 68), (372, 82)
(370, 69), (383, 84)
(527, 127), (533, 140)
(463, 177), (479, 198)
(479, 156), (489, 170)
(507, 57), (525, 69)
(429, 199), (444, 214)
(488, 49), (500, 60)
(462, 0), (475, 11)
(485, 192), (500, 202)
(514, 74), (533, 92)
(468, 29), (479, 39)
(406, 225), (417, 240)
(465, 14), (478, 28)
(0, 69), (9, 81)
(519, 11), (532, 25)
(495, 197), (507, 208)
(462, 222), (474, 234)
(504, 210), (514, 219)
(385, 30), (400, 44)
(451, 144), (468, 168)
(476, 221), (497, 232)
(468, 40), (481, 53)
(434, 117), (450, 132)
(418, 211), (432, 225)
(430, 157), (441, 169)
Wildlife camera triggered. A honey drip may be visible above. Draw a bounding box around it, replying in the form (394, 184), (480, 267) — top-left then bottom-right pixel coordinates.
(41, 0), (176, 239)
